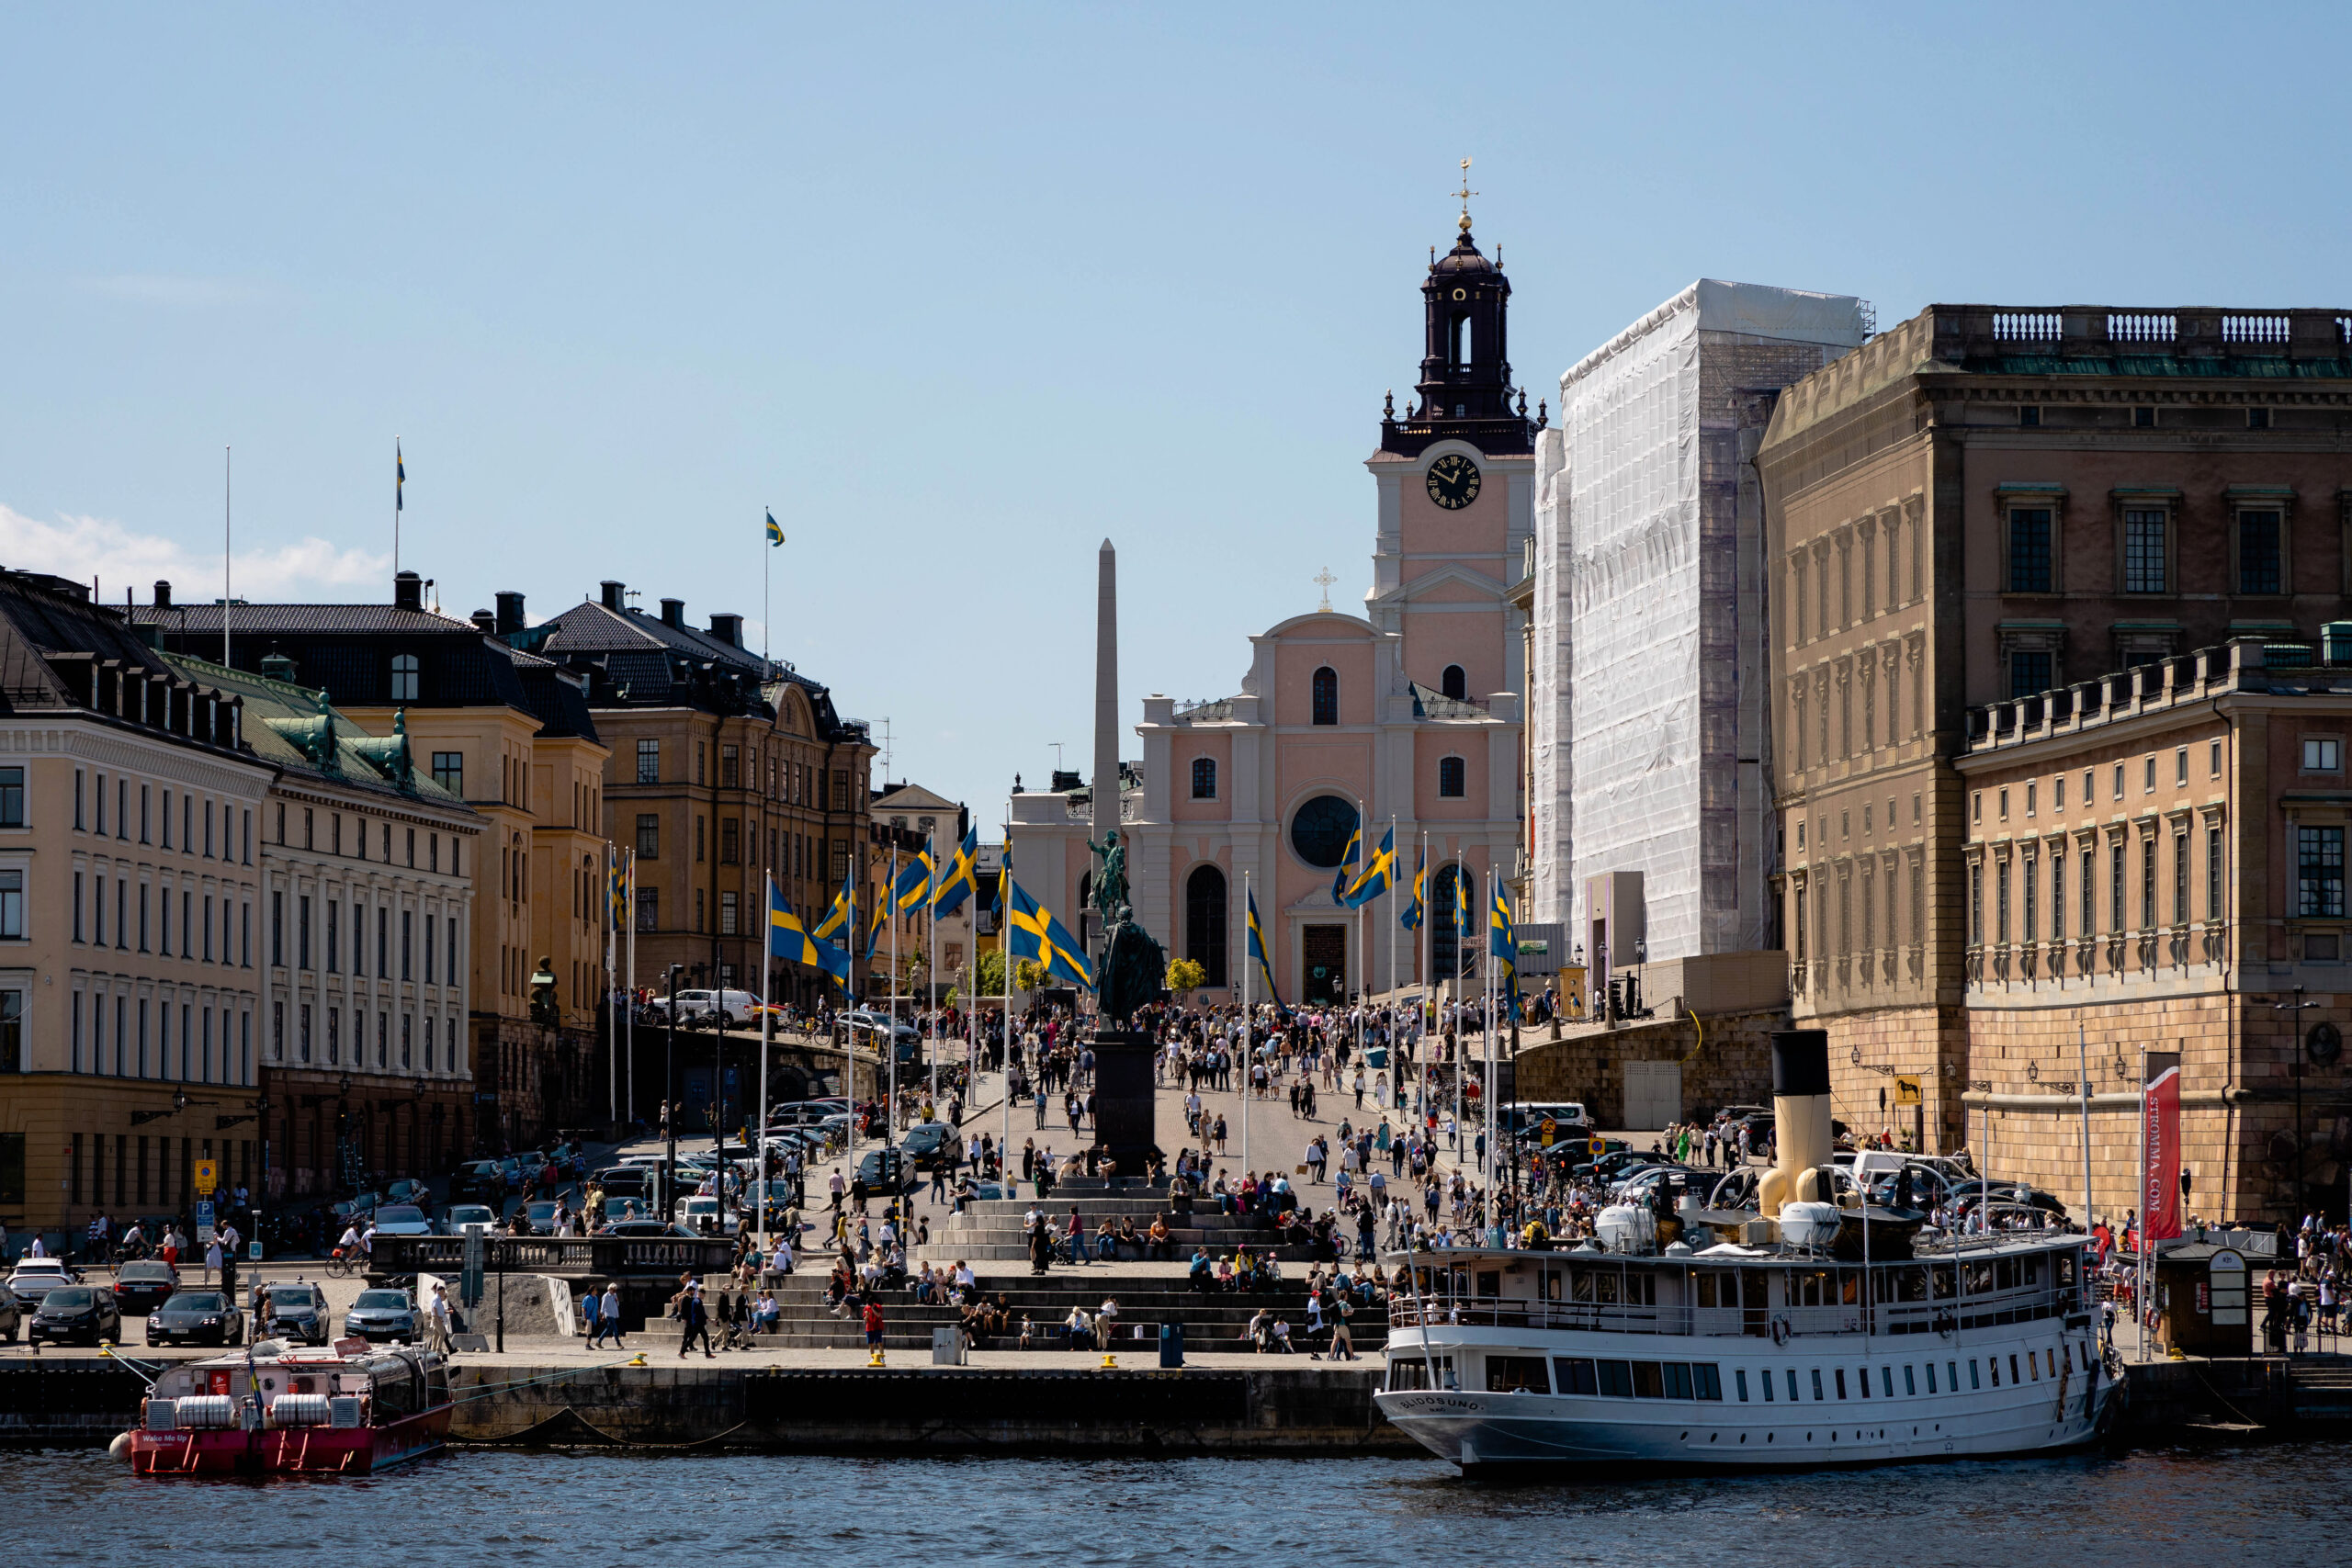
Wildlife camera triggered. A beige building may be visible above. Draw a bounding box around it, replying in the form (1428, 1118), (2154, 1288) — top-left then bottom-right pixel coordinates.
(1961, 639), (2351, 1225)
(143, 571), (611, 1154)
(871, 782), (972, 1003)
(172, 653), (482, 1198)
(1758, 301), (2352, 1174)
(0, 570), (275, 1242)
(522, 581), (876, 1021)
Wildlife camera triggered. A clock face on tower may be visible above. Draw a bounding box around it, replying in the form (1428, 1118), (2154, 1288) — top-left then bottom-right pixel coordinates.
(1426, 454), (1481, 510)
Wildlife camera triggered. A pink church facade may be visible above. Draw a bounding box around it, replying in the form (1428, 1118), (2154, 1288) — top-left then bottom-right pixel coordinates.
(1010, 211), (1535, 1007)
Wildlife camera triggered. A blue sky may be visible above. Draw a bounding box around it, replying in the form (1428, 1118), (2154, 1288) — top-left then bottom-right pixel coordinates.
(6, 4), (2351, 821)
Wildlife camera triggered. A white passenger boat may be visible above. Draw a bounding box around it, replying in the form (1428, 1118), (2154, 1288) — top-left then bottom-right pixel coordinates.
(1376, 1032), (2120, 1471)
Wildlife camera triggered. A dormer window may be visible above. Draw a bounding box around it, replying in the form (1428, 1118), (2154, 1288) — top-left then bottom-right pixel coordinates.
(389, 653), (420, 702)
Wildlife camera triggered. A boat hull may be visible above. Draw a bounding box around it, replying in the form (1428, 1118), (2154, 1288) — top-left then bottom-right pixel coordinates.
(126, 1406), (451, 1475)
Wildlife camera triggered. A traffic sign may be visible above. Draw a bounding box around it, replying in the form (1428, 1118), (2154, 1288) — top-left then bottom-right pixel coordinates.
(1540, 1117), (1557, 1148)
(1589, 1135), (1607, 1158)
(1894, 1076), (1922, 1106)
(193, 1157), (219, 1195)
(194, 1200), (215, 1230)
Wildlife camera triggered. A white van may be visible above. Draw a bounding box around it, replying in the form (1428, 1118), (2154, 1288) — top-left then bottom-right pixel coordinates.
(1506, 1102), (1589, 1139)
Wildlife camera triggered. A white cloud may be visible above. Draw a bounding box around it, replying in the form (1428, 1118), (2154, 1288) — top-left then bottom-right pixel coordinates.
(0, 503), (391, 604)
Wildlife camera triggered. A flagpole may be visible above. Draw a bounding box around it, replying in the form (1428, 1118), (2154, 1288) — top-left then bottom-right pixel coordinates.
(222, 446), (232, 670)
(888, 844), (899, 1143)
(1241, 872), (1250, 1181)
(392, 436), (401, 578)
(1419, 832), (1430, 1124)
(626, 852), (637, 1126)
(758, 872), (773, 1256)
(928, 831), (940, 1111)
(1484, 888), (1496, 1234)
(1387, 816), (1397, 1112)
(1001, 827), (1014, 1182)
(1453, 846), (1464, 1168)
(616, 846), (625, 1128)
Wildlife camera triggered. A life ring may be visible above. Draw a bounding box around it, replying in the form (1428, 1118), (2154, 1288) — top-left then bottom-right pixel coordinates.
(1770, 1314), (1792, 1347)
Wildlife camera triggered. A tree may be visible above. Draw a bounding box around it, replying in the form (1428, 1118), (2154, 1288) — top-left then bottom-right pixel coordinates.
(1166, 957), (1207, 998)
(973, 948), (1050, 997)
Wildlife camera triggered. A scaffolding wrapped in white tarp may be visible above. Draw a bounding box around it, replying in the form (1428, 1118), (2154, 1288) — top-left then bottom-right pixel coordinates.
(1531, 280), (1865, 960)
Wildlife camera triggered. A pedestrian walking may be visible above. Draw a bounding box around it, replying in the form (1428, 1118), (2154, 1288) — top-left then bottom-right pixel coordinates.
(426, 1284), (455, 1353)
(678, 1280), (715, 1359)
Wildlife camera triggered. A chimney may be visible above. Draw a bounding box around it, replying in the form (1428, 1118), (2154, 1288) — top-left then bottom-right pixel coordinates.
(393, 570), (424, 612)
(153, 580), (172, 609)
(494, 590), (526, 636)
(708, 613), (741, 647)
(1758, 1029), (1836, 1218)
(259, 651), (297, 683)
(600, 580), (626, 611)
(469, 609), (497, 635)
(660, 597), (685, 629)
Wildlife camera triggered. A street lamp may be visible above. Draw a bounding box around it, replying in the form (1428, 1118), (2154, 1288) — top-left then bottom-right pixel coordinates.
(663, 963), (685, 1222)
(2272, 987), (2323, 1222)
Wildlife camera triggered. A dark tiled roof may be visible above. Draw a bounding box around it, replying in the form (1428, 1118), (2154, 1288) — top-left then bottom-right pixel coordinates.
(526, 598), (861, 740)
(134, 604), (478, 634)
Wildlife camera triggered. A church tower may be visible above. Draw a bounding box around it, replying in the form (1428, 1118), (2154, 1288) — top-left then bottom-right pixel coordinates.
(1380, 173), (1535, 458)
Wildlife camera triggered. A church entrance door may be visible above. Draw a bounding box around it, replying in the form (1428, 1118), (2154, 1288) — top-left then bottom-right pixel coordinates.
(1302, 924), (1347, 1004)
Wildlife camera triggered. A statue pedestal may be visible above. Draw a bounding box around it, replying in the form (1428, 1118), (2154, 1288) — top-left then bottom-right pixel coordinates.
(1090, 1028), (1156, 1178)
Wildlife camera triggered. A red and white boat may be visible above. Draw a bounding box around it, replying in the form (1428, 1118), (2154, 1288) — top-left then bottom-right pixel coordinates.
(119, 1337), (454, 1475)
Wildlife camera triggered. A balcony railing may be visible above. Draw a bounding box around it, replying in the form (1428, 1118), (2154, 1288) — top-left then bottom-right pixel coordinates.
(370, 1234), (738, 1279)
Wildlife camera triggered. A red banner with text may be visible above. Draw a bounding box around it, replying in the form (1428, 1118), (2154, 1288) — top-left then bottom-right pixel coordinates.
(2143, 1061), (2183, 1241)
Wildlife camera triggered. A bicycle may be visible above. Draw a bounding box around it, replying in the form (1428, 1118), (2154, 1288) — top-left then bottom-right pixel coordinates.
(324, 1247), (364, 1279)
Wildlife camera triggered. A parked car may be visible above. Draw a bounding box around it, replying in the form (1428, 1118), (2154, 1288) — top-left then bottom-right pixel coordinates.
(449, 1161), (506, 1203)
(147, 1289), (243, 1347)
(258, 1280), (331, 1346)
(384, 1179), (433, 1207)
(0, 1283), (22, 1343)
(593, 1167), (651, 1201)
(345, 1288), (420, 1342)
(519, 1200), (564, 1235)
(672, 1195), (736, 1235)
(6, 1258), (77, 1308)
(370, 1204), (433, 1238)
(770, 1098), (850, 1126)
(854, 1147), (922, 1195)
(28, 1284), (121, 1347)
(110, 1259), (180, 1316)
(661, 987), (760, 1029)
(442, 1203), (497, 1235)
(330, 1191), (383, 1224)
(837, 1010), (919, 1052)
(899, 1121), (955, 1170)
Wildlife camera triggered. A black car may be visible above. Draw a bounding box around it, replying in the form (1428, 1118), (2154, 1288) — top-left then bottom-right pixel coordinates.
(0, 1284), (21, 1344)
(449, 1161), (506, 1203)
(29, 1284), (122, 1347)
(147, 1289), (243, 1347)
(111, 1259), (180, 1316)
(258, 1281), (331, 1346)
(854, 1147), (922, 1195)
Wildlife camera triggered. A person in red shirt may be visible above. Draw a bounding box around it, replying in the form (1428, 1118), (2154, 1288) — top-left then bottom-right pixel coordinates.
(862, 1298), (885, 1350)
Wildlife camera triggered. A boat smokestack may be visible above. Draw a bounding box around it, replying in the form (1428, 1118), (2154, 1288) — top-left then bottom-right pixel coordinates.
(1758, 1029), (1835, 1217)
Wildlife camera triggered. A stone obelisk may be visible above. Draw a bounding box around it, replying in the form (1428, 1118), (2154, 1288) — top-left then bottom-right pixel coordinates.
(1090, 537), (1152, 1179)
(1092, 539), (1119, 865)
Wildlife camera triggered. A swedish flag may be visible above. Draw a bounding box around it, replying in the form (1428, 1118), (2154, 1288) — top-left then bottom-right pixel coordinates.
(932, 829), (978, 917)
(1246, 887), (1286, 1013)
(765, 508), (785, 547)
(1487, 883), (1516, 976)
(1453, 870), (1477, 950)
(812, 872), (854, 949)
(1341, 824), (1396, 909)
(1008, 878), (1092, 989)
(864, 875), (887, 963)
(1399, 845), (1426, 931)
(1329, 819), (1362, 905)
(893, 850), (935, 916)
(768, 882), (821, 966)
(607, 848), (630, 931)
(395, 441), (404, 513)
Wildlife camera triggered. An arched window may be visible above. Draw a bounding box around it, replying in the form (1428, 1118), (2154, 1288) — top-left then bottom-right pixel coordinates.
(1439, 756), (1466, 798)
(1442, 664), (1467, 701)
(1451, 313), (1473, 367)
(1431, 866), (1476, 982)
(1185, 864), (1228, 987)
(1191, 758), (1217, 799)
(1312, 666), (1339, 727)
(389, 653), (420, 702)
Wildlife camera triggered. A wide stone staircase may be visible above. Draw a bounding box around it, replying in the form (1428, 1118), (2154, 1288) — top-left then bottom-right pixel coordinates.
(909, 1189), (1352, 1267)
(741, 1267), (1393, 1356)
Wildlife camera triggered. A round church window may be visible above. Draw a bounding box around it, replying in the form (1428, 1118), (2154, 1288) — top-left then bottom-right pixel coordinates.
(1288, 794), (1360, 869)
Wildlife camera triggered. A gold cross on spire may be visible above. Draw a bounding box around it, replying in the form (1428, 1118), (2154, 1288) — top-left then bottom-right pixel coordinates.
(1454, 156), (1477, 233)
(1314, 566), (1338, 613)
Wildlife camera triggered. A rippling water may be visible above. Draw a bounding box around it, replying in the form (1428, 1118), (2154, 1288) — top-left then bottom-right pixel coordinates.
(20, 1442), (2346, 1565)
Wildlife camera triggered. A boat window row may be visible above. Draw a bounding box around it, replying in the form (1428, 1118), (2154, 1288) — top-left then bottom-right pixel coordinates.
(1395, 1339), (2095, 1399)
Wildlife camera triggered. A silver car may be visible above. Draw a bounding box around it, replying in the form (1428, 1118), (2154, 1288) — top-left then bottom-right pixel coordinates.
(345, 1287), (419, 1342)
